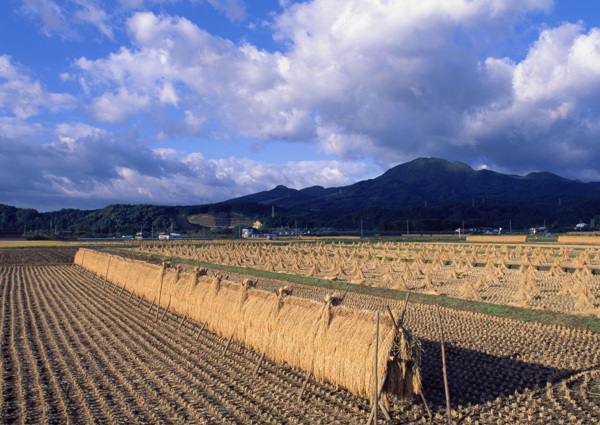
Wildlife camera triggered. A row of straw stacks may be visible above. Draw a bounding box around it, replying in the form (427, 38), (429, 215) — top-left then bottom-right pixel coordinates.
(74, 248), (421, 402)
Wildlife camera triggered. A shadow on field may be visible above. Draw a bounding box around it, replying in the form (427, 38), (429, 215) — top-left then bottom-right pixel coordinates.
(417, 338), (568, 409)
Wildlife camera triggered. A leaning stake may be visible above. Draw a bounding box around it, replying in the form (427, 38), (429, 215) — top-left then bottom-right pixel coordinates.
(156, 264), (165, 322)
(178, 315), (187, 331)
(102, 255), (111, 289)
(222, 334), (234, 357)
(252, 352), (266, 378)
(298, 371), (312, 402)
(147, 296), (155, 314)
(437, 305), (452, 424)
(373, 312), (379, 424)
(195, 321), (207, 342)
(160, 296), (171, 322)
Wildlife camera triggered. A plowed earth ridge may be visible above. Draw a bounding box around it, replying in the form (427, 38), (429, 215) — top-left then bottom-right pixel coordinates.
(0, 264), (380, 424)
(2, 253), (600, 423)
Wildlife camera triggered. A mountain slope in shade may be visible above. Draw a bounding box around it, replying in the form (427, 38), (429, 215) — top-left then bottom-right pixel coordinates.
(228, 157), (600, 211)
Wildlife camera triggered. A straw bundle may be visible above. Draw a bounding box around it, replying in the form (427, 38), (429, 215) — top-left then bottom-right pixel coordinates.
(473, 274), (488, 291)
(558, 236), (600, 244)
(394, 276), (409, 291)
(574, 290), (595, 311)
(558, 273), (575, 297)
(74, 249), (421, 401)
(460, 278), (482, 302)
(466, 235), (527, 243)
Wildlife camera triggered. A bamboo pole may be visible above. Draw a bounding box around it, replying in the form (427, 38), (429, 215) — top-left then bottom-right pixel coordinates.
(366, 369), (390, 425)
(419, 387), (432, 420)
(178, 315), (187, 331)
(374, 312), (379, 424)
(398, 291), (411, 325)
(118, 285), (125, 297)
(147, 296), (155, 314)
(298, 371), (312, 402)
(222, 334), (234, 357)
(156, 264), (165, 322)
(161, 296), (171, 321)
(128, 291), (134, 302)
(102, 255), (111, 289)
(436, 305), (452, 424)
(340, 284), (349, 303)
(195, 321), (207, 342)
(252, 352), (265, 378)
(137, 294), (145, 308)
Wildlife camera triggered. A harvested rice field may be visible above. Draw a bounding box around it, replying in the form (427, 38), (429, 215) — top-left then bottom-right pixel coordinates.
(1, 244), (600, 424)
(138, 239), (600, 316)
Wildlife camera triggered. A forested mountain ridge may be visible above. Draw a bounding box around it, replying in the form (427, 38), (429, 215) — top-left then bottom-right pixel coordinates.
(2, 158), (600, 235)
(229, 157), (600, 211)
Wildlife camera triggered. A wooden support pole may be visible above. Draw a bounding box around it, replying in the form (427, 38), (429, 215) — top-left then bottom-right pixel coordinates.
(102, 256), (111, 289)
(222, 334), (234, 357)
(161, 297), (171, 322)
(340, 284), (349, 302)
(374, 312), (379, 424)
(128, 291), (135, 302)
(137, 294), (145, 308)
(398, 291), (411, 326)
(252, 352), (265, 378)
(195, 321), (207, 341)
(366, 369), (390, 425)
(420, 390), (432, 420)
(118, 285), (125, 297)
(156, 264), (165, 322)
(178, 314), (186, 331)
(298, 371), (312, 402)
(436, 305), (452, 424)
(147, 297), (155, 314)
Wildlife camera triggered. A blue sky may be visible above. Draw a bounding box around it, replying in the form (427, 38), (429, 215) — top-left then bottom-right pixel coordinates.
(2, 0), (600, 211)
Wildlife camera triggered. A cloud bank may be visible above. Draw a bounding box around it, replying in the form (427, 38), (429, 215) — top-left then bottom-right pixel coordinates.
(4, 0), (600, 210)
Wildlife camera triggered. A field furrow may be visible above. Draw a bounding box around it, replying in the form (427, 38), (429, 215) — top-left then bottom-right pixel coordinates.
(2, 241), (600, 424)
(0, 262), (379, 424)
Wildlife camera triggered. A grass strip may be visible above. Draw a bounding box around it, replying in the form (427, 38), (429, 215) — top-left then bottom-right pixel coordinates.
(119, 249), (600, 334)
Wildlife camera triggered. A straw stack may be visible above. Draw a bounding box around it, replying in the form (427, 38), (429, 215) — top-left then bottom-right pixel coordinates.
(74, 249), (421, 402)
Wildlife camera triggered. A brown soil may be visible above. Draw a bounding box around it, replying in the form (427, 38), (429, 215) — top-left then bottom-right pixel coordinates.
(0, 248), (78, 265)
(2, 248), (600, 424)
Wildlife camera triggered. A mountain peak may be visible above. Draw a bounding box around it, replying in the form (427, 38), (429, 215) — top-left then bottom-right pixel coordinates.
(226, 157), (600, 211)
(381, 157), (475, 184)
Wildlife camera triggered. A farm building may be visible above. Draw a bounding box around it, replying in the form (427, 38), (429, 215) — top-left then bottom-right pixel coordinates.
(158, 232), (182, 240)
(0, 229), (23, 239)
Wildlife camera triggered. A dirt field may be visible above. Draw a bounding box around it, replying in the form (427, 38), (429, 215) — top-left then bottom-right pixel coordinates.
(1, 248), (600, 424)
(0, 247), (78, 265)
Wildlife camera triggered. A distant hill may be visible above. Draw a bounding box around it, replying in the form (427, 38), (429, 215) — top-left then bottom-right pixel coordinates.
(2, 157), (600, 235)
(229, 157), (600, 211)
